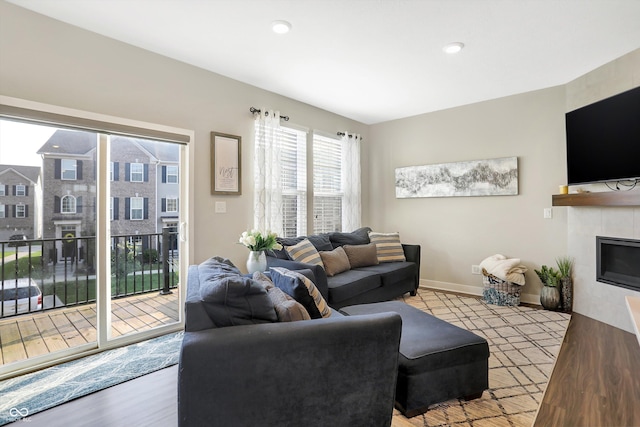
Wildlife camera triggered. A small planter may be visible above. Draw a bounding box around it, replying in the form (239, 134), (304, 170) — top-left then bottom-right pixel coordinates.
(540, 286), (561, 310)
(560, 277), (573, 313)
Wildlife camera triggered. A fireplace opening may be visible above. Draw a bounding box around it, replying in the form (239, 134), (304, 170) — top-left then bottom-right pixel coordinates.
(596, 236), (640, 292)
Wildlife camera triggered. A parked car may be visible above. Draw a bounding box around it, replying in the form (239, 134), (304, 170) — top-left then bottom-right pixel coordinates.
(7, 234), (29, 247)
(0, 278), (42, 317)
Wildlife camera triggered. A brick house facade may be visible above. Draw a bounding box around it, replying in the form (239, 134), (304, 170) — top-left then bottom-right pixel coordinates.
(37, 130), (178, 262)
(0, 165), (42, 241)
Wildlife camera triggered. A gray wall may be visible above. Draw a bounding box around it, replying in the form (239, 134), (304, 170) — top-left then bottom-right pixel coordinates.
(369, 87), (568, 303)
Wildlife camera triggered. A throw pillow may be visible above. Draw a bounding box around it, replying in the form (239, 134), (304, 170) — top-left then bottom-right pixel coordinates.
(329, 226), (372, 248)
(285, 238), (324, 267)
(368, 231), (406, 263)
(198, 257), (278, 327)
(319, 247), (351, 277)
(270, 267), (332, 319)
(343, 243), (379, 268)
(252, 272), (311, 321)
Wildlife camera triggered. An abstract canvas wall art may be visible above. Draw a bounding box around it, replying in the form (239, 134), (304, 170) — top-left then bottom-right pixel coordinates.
(395, 156), (518, 198)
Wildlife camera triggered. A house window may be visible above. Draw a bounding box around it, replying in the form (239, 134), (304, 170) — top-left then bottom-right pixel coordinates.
(110, 197), (114, 220)
(166, 165), (178, 183)
(313, 134), (343, 233)
(16, 185), (26, 196)
(130, 163), (144, 182)
(61, 195), (77, 213)
(61, 159), (77, 180)
(279, 127), (307, 238)
(0, 185), (4, 196)
(110, 162), (114, 181)
(16, 204), (26, 218)
(0, 204), (4, 218)
(130, 196), (143, 220)
(166, 197), (178, 212)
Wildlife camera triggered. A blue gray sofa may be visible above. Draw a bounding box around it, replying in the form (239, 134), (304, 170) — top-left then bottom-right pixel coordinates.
(178, 257), (403, 427)
(267, 227), (421, 309)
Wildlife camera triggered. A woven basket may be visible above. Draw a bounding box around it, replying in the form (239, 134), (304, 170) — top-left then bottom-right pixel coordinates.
(482, 268), (522, 306)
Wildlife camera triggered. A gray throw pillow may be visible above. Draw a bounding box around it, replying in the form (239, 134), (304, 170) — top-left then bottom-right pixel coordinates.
(270, 267), (332, 319)
(198, 257), (277, 327)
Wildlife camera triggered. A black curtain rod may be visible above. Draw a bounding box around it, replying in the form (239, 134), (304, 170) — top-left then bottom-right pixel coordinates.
(250, 107), (289, 121)
(337, 132), (363, 141)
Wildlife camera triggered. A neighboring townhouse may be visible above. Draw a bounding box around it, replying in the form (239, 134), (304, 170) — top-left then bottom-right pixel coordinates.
(0, 164), (42, 242)
(37, 130), (178, 262)
(37, 130), (97, 263)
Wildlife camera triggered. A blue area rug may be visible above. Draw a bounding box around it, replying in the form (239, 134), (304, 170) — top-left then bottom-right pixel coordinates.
(0, 331), (183, 425)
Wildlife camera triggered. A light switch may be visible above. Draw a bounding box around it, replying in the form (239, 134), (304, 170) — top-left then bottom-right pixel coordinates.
(215, 201), (227, 213)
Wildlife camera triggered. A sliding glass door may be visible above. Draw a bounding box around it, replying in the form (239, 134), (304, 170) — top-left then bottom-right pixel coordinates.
(0, 103), (189, 378)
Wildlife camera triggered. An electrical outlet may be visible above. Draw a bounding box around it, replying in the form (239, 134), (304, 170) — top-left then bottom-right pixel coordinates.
(472, 265), (481, 275)
(543, 208), (552, 219)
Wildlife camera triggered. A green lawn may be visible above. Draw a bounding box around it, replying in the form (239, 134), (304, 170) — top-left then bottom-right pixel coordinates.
(2, 255), (178, 306)
(43, 272), (179, 306)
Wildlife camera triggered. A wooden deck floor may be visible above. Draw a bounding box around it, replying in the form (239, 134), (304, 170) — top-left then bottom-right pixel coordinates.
(0, 291), (180, 366)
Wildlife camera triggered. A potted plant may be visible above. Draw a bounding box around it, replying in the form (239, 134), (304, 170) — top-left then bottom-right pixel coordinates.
(556, 256), (574, 313)
(238, 229), (282, 274)
(535, 265), (562, 310)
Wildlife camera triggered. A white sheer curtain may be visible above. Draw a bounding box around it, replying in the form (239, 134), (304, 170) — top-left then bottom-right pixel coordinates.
(253, 109), (283, 234)
(341, 132), (361, 231)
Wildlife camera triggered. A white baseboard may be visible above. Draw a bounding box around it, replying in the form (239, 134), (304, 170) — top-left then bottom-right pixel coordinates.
(419, 279), (540, 306)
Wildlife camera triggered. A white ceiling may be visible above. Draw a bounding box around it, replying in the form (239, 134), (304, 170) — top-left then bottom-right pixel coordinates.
(8, 0), (640, 124)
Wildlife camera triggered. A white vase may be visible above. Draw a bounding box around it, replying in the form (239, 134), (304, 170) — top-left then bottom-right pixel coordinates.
(246, 250), (267, 274)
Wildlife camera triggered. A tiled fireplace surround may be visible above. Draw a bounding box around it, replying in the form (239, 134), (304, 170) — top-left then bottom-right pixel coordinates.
(569, 206), (640, 333)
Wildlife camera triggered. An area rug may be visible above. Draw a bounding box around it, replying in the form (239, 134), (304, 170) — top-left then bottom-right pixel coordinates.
(391, 289), (570, 427)
(0, 331), (183, 425)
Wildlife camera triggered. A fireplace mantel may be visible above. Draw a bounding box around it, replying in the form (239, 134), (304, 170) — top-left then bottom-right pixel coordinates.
(552, 191), (640, 207)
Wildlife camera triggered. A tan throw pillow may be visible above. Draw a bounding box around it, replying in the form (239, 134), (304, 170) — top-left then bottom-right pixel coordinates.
(319, 247), (351, 277)
(253, 271), (311, 321)
(285, 238), (324, 267)
(343, 243), (379, 268)
(368, 231), (406, 263)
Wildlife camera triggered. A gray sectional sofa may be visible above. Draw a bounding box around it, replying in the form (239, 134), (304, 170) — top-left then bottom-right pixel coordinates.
(178, 257), (403, 427)
(266, 227), (421, 308)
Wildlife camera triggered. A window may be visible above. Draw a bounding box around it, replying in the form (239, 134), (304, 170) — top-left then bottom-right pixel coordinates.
(130, 196), (143, 220)
(110, 197), (114, 220)
(0, 204), (4, 218)
(16, 185), (26, 196)
(313, 134), (343, 233)
(0, 185), (4, 196)
(166, 197), (178, 212)
(279, 127), (307, 238)
(61, 195), (76, 213)
(130, 163), (143, 182)
(110, 162), (114, 181)
(16, 205), (26, 218)
(61, 159), (77, 180)
(166, 165), (178, 183)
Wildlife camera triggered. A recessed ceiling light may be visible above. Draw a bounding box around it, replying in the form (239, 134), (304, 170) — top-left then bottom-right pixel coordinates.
(443, 42), (464, 54)
(272, 20), (292, 34)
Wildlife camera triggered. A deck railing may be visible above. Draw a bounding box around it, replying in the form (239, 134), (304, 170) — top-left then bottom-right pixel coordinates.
(0, 229), (179, 318)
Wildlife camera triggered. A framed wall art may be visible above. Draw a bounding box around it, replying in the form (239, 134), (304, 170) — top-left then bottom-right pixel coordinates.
(211, 131), (241, 195)
(395, 156), (518, 198)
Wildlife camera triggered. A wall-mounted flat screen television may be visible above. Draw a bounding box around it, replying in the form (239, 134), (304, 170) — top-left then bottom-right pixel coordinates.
(565, 86), (640, 185)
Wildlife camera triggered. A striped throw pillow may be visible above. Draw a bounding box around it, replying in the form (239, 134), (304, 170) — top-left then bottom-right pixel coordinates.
(270, 267), (332, 318)
(285, 238), (324, 267)
(368, 231), (406, 263)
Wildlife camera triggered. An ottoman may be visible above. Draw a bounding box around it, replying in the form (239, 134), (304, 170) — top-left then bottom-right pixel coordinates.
(341, 301), (489, 418)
